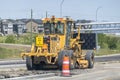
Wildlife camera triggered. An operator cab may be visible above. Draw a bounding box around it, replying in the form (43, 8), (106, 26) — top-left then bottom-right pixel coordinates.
(44, 21), (64, 35)
(41, 16), (74, 52)
(43, 16), (73, 35)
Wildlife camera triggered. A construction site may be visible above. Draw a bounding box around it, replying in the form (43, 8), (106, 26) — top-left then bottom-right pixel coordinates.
(0, 0), (120, 80)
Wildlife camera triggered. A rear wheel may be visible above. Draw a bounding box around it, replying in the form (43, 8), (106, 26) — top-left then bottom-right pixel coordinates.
(85, 51), (94, 68)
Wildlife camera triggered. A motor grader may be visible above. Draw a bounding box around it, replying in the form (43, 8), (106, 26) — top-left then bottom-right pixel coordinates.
(21, 16), (96, 70)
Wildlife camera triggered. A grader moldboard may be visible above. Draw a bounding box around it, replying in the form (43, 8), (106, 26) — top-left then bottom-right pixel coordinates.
(21, 16), (96, 70)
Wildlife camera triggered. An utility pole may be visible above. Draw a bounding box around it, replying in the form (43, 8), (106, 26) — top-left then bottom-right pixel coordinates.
(0, 18), (3, 35)
(0, 18), (1, 33)
(46, 11), (48, 18)
(31, 9), (33, 45)
(60, 0), (64, 17)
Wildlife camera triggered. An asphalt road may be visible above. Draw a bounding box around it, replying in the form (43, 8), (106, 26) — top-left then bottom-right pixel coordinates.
(43, 62), (120, 80)
(0, 54), (120, 80)
(95, 54), (120, 62)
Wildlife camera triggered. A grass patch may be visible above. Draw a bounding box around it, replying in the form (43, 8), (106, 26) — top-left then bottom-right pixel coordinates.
(0, 36), (6, 43)
(0, 33), (38, 45)
(0, 47), (21, 59)
(96, 49), (120, 56)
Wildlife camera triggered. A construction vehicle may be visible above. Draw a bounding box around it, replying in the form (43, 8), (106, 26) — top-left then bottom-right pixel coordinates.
(21, 16), (96, 70)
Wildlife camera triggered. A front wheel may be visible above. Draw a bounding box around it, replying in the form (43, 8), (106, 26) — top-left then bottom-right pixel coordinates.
(26, 56), (34, 70)
(26, 56), (39, 70)
(57, 50), (74, 70)
(85, 51), (94, 68)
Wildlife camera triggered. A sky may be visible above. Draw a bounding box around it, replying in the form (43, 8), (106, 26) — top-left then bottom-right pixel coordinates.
(0, 0), (120, 21)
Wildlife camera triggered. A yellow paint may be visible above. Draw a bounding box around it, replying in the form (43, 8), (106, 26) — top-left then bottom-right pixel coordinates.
(77, 59), (88, 68)
(36, 36), (43, 47)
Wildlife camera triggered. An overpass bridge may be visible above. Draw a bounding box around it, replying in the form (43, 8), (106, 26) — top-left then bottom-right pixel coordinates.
(76, 22), (120, 33)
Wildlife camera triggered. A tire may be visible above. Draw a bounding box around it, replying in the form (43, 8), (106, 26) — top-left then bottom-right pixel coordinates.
(85, 51), (94, 68)
(57, 50), (65, 70)
(26, 56), (34, 70)
(57, 50), (74, 70)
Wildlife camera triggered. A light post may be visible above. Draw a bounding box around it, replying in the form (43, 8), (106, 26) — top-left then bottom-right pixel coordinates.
(96, 7), (102, 21)
(95, 7), (102, 53)
(60, 0), (64, 17)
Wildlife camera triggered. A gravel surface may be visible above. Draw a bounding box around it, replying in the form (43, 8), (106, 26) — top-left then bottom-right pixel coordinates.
(0, 62), (119, 79)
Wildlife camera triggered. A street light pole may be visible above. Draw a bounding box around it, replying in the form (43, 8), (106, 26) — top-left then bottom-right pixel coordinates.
(96, 7), (102, 21)
(95, 7), (102, 54)
(60, 0), (64, 17)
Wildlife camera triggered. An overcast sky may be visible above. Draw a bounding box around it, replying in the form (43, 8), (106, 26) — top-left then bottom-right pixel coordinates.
(0, 0), (120, 21)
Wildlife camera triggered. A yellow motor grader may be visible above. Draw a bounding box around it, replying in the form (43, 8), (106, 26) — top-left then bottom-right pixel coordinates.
(21, 16), (96, 70)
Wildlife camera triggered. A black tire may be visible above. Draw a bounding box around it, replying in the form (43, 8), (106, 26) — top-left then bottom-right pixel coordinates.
(26, 56), (34, 70)
(85, 51), (94, 68)
(57, 50), (65, 70)
(57, 50), (74, 70)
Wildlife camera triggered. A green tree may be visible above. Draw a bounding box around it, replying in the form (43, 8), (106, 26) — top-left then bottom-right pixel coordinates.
(98, 34), (108, 49)
(98, 34), (119, 50)
(107, 37), (117, 49)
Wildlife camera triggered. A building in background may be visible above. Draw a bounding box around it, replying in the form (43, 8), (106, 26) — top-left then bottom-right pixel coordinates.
(2, 19), (14, 35)
(0, 19), (26, 35)
(13, 20), (26, 34)
(0, 19), (43, 35)
(25, 19), (42, 33)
